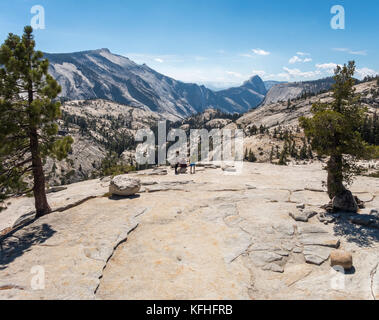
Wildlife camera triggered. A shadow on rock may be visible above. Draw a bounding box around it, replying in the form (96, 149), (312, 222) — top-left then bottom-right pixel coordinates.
(108, 194), (141, 201)
(0, 223), (56, 269)
(332, 212), (379, 247)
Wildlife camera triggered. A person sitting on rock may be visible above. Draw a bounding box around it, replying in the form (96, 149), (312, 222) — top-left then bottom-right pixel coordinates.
(175, 151), (188, 175)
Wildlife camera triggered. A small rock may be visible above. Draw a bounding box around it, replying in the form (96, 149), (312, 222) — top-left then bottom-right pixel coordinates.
(245, 183), (256, 190)
(222, 165), (236, 172)
(303, 245), (332, 265)
(296, 203), (305, 210)
(262, 263), (284, 273)
(330, 250), (353, 270)
(249, 251), (283, 268)
(354, 196), (365, 209)
(321, 201), (334, 213)
(332, 190), (358, 213)
(46, 186), (68, 194)
(317, 212), (336, 224)
(299, 234), (340, 248)
(289, 210), (317, 222)
(100, 176), (112, 182)
(109, 176), (141, 196)
(293, 246), (303, 253)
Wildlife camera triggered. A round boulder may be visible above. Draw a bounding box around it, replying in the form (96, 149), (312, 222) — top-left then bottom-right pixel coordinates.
(109, 175), (141, 196)
(330, 250), (353, 270)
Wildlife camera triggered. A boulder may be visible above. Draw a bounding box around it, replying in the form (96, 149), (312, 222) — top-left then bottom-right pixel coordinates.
(332, 190), (358, 213)
(109, 175), (141, 196)
(330, 250), (353, 270)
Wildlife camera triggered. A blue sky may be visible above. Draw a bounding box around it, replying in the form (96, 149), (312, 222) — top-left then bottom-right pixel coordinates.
(0, 0), (378, 89)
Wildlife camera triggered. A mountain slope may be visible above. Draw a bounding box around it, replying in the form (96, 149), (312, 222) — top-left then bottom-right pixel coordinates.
(263, 80), (285, 91)
(263, 77), (335, 105)
(45, 49), (266, 120)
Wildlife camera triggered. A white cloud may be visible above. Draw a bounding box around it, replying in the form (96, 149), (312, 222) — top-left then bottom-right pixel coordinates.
(239, 53), (254, 58)
(252, 48), (270, 56)
(316, 63), (338, 70)
(356, 67), (378, 79)
(289, 55), (312, 64)
(296, 52), (310, 56)
(349, 50), (367, 56)
(274, 72), (291, 81)
(283, 67), (321, 78)
(333, 48), (349, 52)
(252, 70), (266, 77)
(289, 56), (302, 64)
(125, 53), (184, 64)
(332, 48), (367, 56)
(226, 71), (243, 78)
(315, 63), (342, 74)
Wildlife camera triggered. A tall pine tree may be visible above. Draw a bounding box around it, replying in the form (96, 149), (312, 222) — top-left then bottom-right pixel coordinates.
(300, 61), (375, 200)
(0, 26), (73, 217)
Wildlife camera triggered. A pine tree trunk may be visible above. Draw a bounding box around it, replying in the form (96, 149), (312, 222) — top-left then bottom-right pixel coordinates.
(30, 128), (51, 218)
(327, 154), (346, 199)
(27, 70), (51, 218)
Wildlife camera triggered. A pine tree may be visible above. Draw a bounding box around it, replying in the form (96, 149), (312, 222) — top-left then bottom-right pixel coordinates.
(269, 146), (274, 163)
(278, 149), (287, 165)
(299, 139), (308, 160)
(300, 61), (376, 200)
(307, 145), (313, 159)
(0, 26), (73, 217)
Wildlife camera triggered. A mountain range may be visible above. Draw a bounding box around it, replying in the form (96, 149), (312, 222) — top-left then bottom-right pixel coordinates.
(45, 49), (267, 120)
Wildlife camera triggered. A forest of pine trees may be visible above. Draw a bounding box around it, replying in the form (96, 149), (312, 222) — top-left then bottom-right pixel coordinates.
(360, 113), (379, 146)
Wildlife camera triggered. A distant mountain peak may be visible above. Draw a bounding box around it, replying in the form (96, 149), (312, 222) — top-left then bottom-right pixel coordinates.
(93, 48), (111, 53)
(241, 75), (267, 95)
(243, 75), (261, 84)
